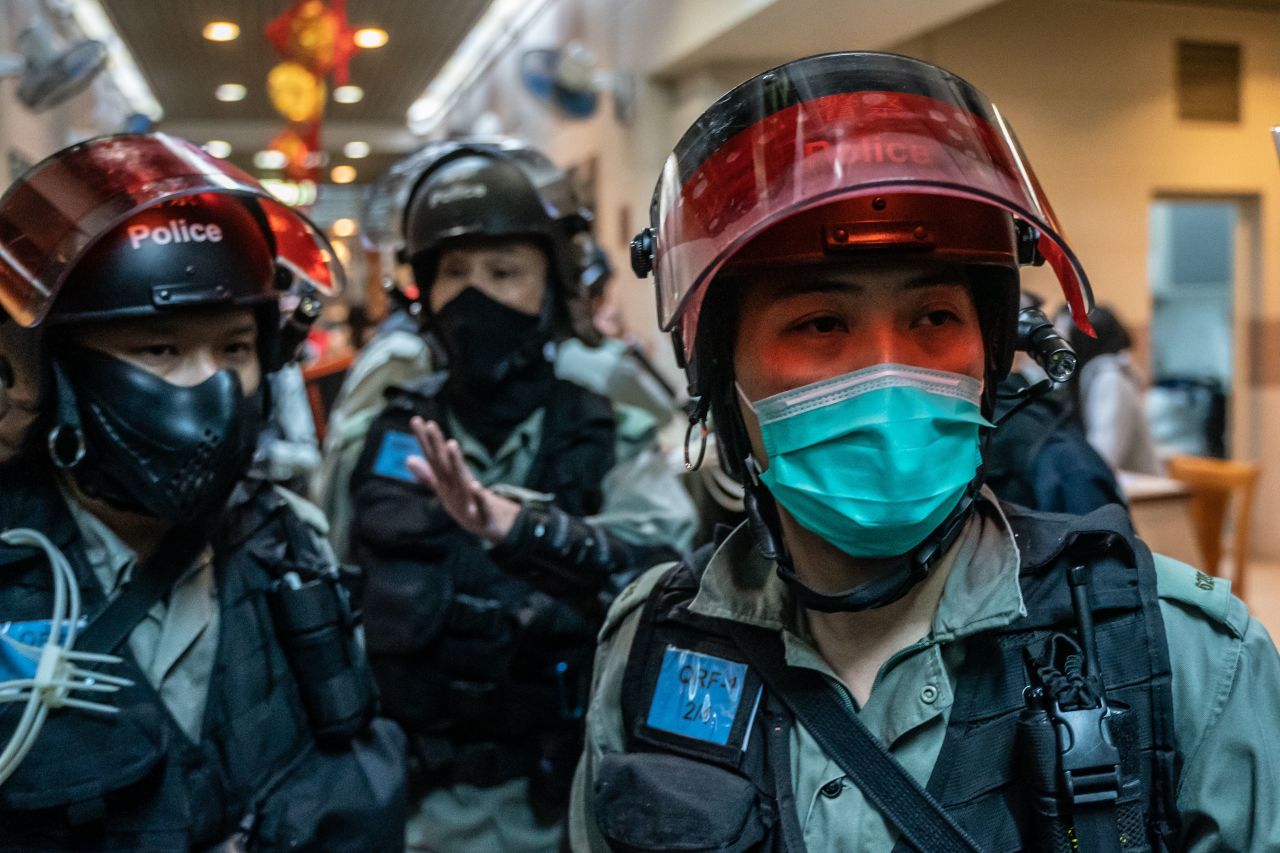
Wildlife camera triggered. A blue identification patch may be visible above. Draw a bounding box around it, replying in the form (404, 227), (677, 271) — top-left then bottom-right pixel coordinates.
(646, 645), (757, 747)
(373, 430), (422, 483)
(0, 619), (85, 681)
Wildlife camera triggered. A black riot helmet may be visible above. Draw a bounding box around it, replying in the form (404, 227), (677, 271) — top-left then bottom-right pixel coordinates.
(395, 140), (601, 347)
(52, 192), (278, 331)
(0, 133), (343, 521)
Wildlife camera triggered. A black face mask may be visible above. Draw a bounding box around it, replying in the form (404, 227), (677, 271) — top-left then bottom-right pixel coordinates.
(432, 287), (556, 448)
(432, 286), (549, 386)
(49, 347), (263, 524)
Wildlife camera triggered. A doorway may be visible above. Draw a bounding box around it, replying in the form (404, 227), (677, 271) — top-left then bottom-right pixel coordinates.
(1146, 197), (1255, 459)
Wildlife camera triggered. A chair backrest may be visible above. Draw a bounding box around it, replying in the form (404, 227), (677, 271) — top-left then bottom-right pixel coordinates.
(1164, 455), (1260, 599)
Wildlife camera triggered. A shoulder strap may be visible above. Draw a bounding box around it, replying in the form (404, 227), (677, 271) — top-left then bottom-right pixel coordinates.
(75, 526), (207, 655)
(722, 620), (982, 853)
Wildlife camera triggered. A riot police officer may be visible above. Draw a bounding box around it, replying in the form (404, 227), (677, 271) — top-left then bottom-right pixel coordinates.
(571, 53), (1280, 852)
(332, 140), (695, 852)
(0, 133), (406, 851)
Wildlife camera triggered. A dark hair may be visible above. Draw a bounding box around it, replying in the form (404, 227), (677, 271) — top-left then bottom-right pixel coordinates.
(1068, 304), (1132, 370)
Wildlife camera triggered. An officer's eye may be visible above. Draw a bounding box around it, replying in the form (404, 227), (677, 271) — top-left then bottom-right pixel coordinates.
(135, 344), (179, 358)
(795, 315), (845, 334)
(224, 340), (255, 357)
(915, 308), (960, 328)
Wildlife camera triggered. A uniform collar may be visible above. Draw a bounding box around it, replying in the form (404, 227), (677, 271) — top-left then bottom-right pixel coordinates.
(688, 487), (1026, 642)
(57, 480), (210, 595)
(446, 405), (545, 470)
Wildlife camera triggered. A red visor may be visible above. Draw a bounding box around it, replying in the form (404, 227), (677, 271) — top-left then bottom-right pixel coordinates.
(651, 52), (1095, 354)
(0, 133), (344, 327)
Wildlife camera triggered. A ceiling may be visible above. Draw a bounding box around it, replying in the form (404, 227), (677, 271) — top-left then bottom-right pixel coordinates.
(99, 0), (492, 182)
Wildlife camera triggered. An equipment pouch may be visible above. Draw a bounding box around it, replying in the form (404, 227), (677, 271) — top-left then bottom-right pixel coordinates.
(594, 752), (773, 853)
(270, 572), (377, 745)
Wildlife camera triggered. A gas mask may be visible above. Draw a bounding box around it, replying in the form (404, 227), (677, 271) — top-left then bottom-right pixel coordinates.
(50, 347), (264, 524)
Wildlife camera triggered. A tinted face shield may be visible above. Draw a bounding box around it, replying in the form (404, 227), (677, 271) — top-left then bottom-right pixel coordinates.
(644, 52), (1095, 366)
(0, 133), (344, 329)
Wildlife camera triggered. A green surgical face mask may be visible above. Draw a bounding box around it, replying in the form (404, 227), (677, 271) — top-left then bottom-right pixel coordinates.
(740, 363), (992, 559)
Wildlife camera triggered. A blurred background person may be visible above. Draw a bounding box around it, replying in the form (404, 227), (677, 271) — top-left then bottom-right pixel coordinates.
(1061, 304), (1163, 475)
(328, 139), (695, 853)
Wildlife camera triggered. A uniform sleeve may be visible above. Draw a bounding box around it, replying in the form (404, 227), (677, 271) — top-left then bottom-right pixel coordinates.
(569, 565), (672, 853)
(588, 403), (696, 553)
(1155, 555), (1280, 851)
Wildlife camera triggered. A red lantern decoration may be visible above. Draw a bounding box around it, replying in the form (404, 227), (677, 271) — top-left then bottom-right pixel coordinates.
(265, 0), (358, 85)
(262, 0), (366, 189)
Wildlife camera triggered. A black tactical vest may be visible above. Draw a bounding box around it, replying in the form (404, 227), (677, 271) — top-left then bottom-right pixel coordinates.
(601, 503), (1180, 853)
(0, 461), (405, 852)
(349, 376), (616, 808)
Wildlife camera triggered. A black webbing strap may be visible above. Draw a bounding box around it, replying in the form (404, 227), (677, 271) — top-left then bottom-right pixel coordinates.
(724, 621), (984, 853)
(76, 526), (208, 655)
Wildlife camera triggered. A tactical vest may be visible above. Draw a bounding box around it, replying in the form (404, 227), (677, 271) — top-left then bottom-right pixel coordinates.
(0, 461), (405, 852)
(349, 376), (616, 811)
(601, 504), (1180, 853)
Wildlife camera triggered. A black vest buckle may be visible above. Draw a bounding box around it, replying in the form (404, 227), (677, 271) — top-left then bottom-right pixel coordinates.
(1053, 701), (1122, 807)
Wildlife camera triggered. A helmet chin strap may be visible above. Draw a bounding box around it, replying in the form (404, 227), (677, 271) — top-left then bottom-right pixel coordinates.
(742, 456), (983, 613)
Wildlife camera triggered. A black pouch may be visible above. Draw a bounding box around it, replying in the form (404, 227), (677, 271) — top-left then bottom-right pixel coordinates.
(270, 573), (377, 745)
(594, 752), (773, 853)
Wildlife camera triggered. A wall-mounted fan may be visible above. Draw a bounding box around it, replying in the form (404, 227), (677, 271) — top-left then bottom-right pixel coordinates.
(519, 41), (634, 123)
(0, 15), (107, 112)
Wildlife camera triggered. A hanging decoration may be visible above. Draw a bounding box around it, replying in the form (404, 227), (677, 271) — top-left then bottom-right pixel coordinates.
(262, 0), (359, 182)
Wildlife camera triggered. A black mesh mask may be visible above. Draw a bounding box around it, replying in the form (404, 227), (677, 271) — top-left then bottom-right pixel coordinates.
(49, 346), (263, 524)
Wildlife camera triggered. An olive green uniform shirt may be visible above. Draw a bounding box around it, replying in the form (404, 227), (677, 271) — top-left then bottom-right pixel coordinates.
(570, 493), (1280, 852)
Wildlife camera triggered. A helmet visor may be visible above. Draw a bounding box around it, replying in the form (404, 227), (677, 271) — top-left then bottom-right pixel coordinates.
(652, 52), (1095, 351)
(0, 133), (344, 327)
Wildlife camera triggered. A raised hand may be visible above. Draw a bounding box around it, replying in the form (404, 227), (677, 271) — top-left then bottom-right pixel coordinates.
(405, 415), (522, 544)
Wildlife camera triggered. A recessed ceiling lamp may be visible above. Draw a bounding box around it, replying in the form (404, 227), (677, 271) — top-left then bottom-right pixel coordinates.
(342, 140), (371, 159)
(202, 21), (240, 42)
(254, 149), (287, 170)
(353, 28), (388, 49)
(333, 85), (364, 104)
(330, 165), (357, 184)
(202, 140), (232, 158)
(332, 218), (358, 238)
(215, 83), (247, 102)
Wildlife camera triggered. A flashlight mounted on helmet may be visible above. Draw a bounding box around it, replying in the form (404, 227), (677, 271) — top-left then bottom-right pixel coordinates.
(1017, 306), (1077, 382)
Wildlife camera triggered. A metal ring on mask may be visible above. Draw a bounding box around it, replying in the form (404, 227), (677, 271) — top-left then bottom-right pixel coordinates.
(46, 424), (86, 469)
(684, 417), (708, 471)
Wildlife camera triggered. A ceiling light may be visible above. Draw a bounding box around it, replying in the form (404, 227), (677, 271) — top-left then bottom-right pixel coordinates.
(330, 165), (357, 184)
(202, 21), (240, 42)
(254, 149), (287, 170)
(342, 140), (371, 159)
(332, 218), (358, 238)
(333, 85), (364, 104)
(353, 28), (388, 49)
(215, 83), (247, 102)
(202, 140), (232, 158)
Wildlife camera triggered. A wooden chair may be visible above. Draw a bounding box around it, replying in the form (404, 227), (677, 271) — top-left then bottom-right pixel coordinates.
(1164, 455), (1260, 601)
